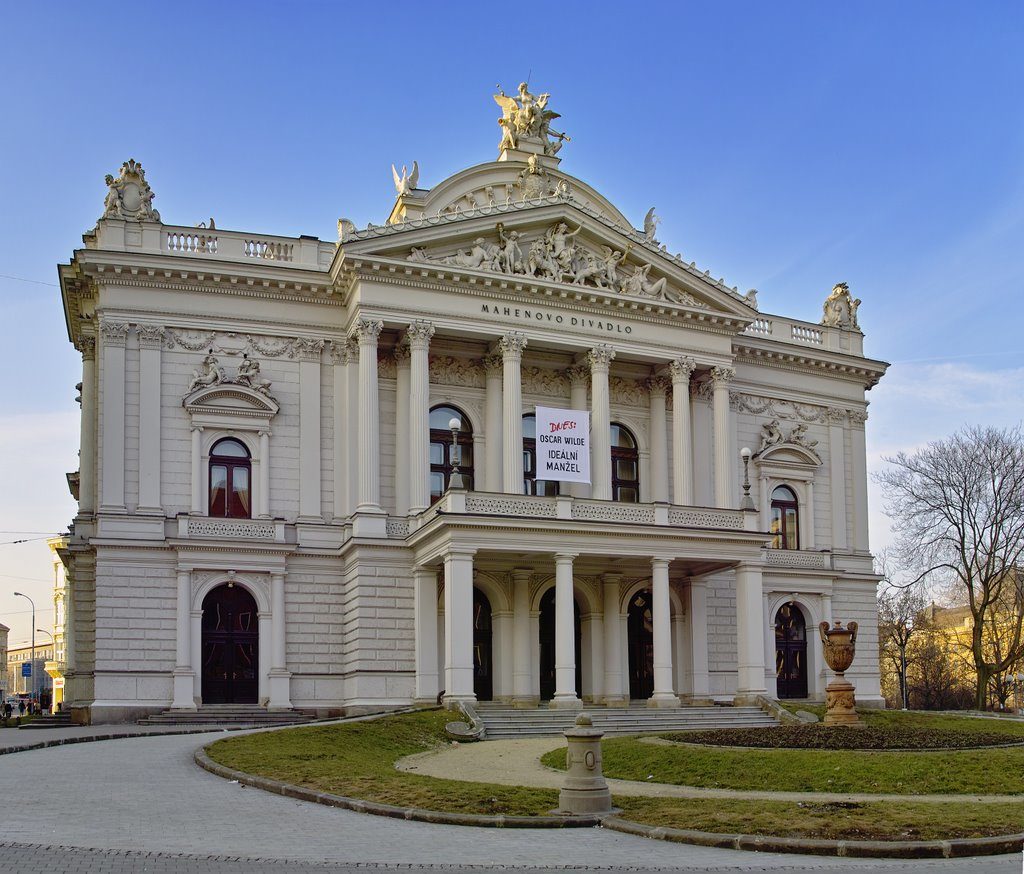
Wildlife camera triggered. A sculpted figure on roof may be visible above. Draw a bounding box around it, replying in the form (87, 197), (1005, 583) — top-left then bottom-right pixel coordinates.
(494, 83), (570, 155)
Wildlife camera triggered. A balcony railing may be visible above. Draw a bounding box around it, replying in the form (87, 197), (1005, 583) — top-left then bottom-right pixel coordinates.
(740, 313), (863, 356)
(762, 548), (832, 569)
(178, 515), (286, 542)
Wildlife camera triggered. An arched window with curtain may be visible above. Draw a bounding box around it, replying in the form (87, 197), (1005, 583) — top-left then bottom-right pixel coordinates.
(209, 438), (251, 518)
(610, 422), (639, 503)
(429, 405), (474, 502)
(770, 485), (799, 549)
(522, 414), (560, 496)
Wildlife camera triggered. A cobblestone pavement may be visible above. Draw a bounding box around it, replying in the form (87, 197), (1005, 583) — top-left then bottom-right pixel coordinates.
(0, 733), (1019, 873)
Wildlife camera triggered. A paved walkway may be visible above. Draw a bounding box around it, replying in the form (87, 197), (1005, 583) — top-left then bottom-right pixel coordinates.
(0, 730), (1018, 872)
(397, 738), (1024, 804)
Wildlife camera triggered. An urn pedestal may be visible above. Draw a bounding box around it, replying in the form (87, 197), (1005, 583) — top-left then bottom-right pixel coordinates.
(555, 713), (618, 816)
(818, 621), (863, 727)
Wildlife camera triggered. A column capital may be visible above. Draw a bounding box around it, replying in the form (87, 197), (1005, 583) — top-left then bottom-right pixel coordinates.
(99, 320), (130, 347)
(406, 320), (435, 349)
(329, 340), (352, 365)
(848, 409), (868, 426)
(76, 335), (97, 361)
(553, 552), (578, 563)
(710, 365), (736, 387)
(826, 407), (847, 424)
(499, 331), (527, 360)
(646, 375), (670, 397)
(292, 337), (326, 362)
(393, 341), (411, 367)
(352, 317), (384, 345)
(137, 325), (166, 348)
(668, 356), (696, 385)
(650, 557), (671, 570)
(482, 353), (504, 378)
(446, 546), (478, 559)
(564, 364), (590, 388)
(587, 344), (615, 372)
(190, 424), (204, 434)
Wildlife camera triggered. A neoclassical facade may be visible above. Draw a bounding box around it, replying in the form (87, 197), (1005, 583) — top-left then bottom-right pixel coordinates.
(56, 89), (887, 723)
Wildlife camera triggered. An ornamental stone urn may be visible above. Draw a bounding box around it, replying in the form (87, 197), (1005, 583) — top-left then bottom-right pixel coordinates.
(555, 713), (618, 816)
(818, 620), (863, 727)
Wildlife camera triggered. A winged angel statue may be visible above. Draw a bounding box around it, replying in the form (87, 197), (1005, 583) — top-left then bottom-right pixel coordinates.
(391, 161), (419, 196)
(494, 83), (570, 156)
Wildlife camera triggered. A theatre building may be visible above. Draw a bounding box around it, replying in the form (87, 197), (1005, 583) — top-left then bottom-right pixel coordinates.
(56, 89), (887, 723)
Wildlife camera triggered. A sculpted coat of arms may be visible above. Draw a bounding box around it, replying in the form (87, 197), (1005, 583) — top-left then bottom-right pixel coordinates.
(101, 158), (161, 222)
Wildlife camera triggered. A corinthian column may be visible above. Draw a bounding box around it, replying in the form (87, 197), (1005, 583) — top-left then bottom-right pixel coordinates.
(77, 337), (97, 515)
(551, 553), (581, 708)
(711, 365), (736, 508)
(647, 376), (670, 504)
(669, 357), (695, 506)
(407, 320), (435, 514)
(565, 365), (590, 498)
(500, 332), (527, 494)
(588, 345), (615, 501)
(483, 355), (503, 492)
(353, 318), (384, 519)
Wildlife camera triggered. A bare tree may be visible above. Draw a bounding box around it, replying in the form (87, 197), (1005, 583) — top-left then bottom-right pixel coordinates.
(877, 425), (1024, 711)
(877, 579), (927, 709)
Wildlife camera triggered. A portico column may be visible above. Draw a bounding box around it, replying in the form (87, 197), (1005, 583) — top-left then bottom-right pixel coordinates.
(650, 559), (680, 706)
(443, 549), (476, 706)
(483, 355), (503, 492)
(588, 345), (615, 501)
(565, 366), (591, 498)
(394, 342), (411, 516)
(647, 376), (670, 504)
(551, 553), (581, 708)
(353, 319), (385, 528)
(669, 357), (696, 505)
(77, 337), (97, 515)
(414, 568), (440, 703)
(407, 321), (435, 513)
(99, 320), (129, 512)
(511, 568), (534, 706)
(346, 339), (360, 514)
(602, 573), (626, 705)
(268, 572), (292, 710)
(711, 365), (736, 508)
(190, 426), (203, 514)
(500, 332), (527, 494)
(137, 326), (164, 513)
(735, 563), (768, 701)
(171, 569), (195, 710)
(688, 579), (711, 701)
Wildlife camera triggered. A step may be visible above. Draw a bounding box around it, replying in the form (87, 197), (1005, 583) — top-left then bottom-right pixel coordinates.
(137, 707), (314, 726)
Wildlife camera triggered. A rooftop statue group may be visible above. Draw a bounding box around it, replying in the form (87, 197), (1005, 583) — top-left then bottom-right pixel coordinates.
(494, 82), (570, 156)
(186, 353), (273, 397)
(408, 220), (699, 307)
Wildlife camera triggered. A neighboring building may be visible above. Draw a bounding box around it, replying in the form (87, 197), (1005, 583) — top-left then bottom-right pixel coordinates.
(5, 643), (55, 704)
(46, 536), (69, 712)
(0, 623), (8, 700)
(55, 88), (887, 724)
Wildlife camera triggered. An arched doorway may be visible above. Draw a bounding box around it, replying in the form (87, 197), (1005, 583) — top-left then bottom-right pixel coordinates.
(775, 602), (808, 699)
(627, 590), (655, 700)
(473, 588), (493, 701)
(538, 588), (581, 701)
(201, 584), (259, 704)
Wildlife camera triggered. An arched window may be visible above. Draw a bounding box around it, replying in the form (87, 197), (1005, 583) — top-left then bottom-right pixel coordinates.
(770, 485), (799, 549)
(610, 422), (639, 503)
(429, 405), (474, 502)
(209, 438), (251, 518)
(522, 415), (560, 496)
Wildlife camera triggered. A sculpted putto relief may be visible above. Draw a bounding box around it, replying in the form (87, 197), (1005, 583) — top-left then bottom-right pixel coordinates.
(186, 353), (273, 397)
(408, 221), (703, 308)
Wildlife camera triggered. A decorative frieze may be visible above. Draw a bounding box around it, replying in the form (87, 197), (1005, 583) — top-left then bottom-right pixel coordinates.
(429, 356), (484, 388)
(522, 366), (569, 397)
(731, 392), (831, 424)
(609, 376), (647, 408)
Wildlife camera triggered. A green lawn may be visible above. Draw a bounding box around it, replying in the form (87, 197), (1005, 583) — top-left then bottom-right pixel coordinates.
(205, 708), (1024, 842)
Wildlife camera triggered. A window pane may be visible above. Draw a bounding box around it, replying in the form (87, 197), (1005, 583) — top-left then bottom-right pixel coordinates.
(458, 443), (473, 466)
(522, 416), (536, 439)
(616, 459), (637, 480)
(610, 424), (636, 448)
(772, 485), (797, 502)
(618, 487), (639, 503)
(784, 507), (798, 549)
(430, 473), (445, 500)
(212, 438), (249, 458)
(769, 508), (782, 549)
(429, 443), (444, 465)
(230, 468), (251, 518)
(538, 479), (560, 497)
(210, 466), (227, 516)
(430, 405), (469, 431)
(523, 451), (533, 474)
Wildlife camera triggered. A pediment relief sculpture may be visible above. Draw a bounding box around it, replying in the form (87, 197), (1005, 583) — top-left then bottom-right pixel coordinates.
(184, 353), (275, 401)
(406, 221), (706, 309)
(754, 418), (821, 464)
(100, 159), (160, 223)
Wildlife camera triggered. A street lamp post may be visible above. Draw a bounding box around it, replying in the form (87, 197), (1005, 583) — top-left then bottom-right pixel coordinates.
(13, 592), (36, 711)
(36, 628), (54, 712)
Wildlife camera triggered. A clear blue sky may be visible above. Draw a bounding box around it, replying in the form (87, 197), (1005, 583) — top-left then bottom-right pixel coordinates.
(1, 2), (1022, 645)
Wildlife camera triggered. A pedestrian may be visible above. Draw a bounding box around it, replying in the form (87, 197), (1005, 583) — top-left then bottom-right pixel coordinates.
(18, 699), (25, 716)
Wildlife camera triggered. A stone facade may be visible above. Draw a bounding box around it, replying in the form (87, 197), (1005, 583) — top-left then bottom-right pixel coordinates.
(55, 91), (887, 723)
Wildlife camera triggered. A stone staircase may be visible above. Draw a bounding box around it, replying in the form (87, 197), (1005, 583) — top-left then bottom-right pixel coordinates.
(18, 711), (74, 730)
(137, 704), (315, 728)
(474, 702), (778, 739)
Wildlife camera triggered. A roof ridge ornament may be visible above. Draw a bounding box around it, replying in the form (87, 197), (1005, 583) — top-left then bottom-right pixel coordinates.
(101, 158), (160, 223)
(494, 82), (570, 161)
(821, 282), (861, 330)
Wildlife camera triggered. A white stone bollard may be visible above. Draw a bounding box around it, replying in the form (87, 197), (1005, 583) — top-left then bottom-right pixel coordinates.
(556, 712), (616, 815)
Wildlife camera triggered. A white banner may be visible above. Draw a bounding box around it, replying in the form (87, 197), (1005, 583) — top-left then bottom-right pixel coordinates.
(535, 405), (591, 484)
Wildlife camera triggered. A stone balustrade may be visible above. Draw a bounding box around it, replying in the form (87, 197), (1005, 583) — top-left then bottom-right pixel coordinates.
(741, 313), (862, 355)
(762, 548), (832, 569)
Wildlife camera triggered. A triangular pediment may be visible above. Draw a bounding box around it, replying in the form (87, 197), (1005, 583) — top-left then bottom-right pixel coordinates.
(342, 195), (757, 321)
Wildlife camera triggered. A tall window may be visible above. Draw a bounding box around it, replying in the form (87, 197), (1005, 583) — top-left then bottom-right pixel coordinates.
(522, 414), (560, 496)
(209, 438), (251, 518)
(770, 485), (799, 549)
(610, 422), (639, 503)
(429, 405), (474, 501)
